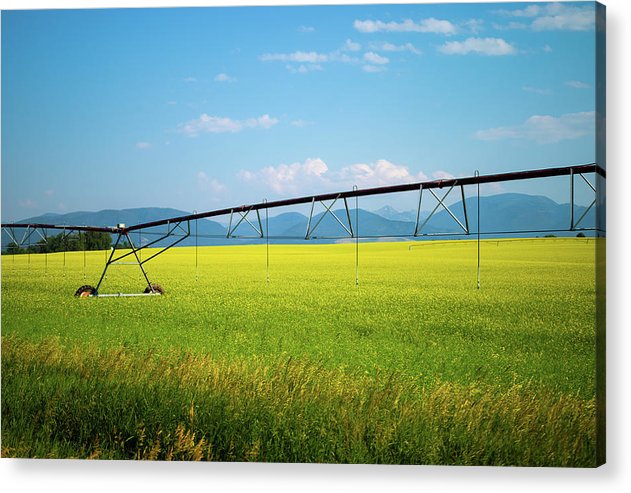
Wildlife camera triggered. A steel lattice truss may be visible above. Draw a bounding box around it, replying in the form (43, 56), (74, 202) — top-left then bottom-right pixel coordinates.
(2, 163), (606, 297)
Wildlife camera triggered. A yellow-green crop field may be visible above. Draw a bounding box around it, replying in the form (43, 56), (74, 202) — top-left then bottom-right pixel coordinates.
(1, 238), (599, 465)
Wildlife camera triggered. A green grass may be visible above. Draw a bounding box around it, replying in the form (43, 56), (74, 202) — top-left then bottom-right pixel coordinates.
(1, 238), (599, 465)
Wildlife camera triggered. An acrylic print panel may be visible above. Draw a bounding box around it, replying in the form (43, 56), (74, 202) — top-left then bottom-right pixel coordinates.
(0, 1), (605, 466)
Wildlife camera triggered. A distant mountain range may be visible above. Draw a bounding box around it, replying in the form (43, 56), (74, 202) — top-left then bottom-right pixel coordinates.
(2, 193), (596, 249)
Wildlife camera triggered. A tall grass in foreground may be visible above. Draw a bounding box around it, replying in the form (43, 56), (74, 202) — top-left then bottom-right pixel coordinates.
(2, 336), (595, 466)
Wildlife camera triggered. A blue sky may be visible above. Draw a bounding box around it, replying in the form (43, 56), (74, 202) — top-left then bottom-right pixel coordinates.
(1, 2), (601, 222)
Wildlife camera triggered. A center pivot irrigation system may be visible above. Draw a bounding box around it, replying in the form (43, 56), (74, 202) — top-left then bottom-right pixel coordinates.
(2, 163), (605, 298)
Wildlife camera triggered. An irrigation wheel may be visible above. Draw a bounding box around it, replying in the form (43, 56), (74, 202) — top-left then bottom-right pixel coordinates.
(144, 283), (165, 295)
(74, 285), (96, 298)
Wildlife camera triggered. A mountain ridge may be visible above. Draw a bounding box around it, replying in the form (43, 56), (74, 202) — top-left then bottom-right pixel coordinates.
(2, 193), (597, 249)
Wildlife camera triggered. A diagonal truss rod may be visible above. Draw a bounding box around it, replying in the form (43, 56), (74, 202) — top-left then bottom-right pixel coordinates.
(108, 221), (190, 265)
(93, 221), (190, 294)
(571, 170), (597, 230)
(305, 195), (354, 239)
(227, 207), (263, 238)
(414, 182), (470, 236)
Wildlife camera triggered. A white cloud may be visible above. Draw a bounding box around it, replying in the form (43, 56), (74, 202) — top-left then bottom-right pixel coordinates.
(532, 6), (594, 31)
(180, 114), (279, 136)
(343, 39), (362, 52)
(438, 37), (516, 56)
(492, 21), (528, 31)
(543, 44), (553, 53)
(183, 76), (197, 83)
(363, 52), (389, 65)
(290, 119), (314, 128)
(214, 73), (236, 82)
(261, 51), (333, 74)
(238, 158), (329, 195)
(565, 80), (591, 89)
(354, 18), (457, 35)
(286, 64), (323, 74)
(328, 52), (357, 64)
(522, 86), (552, 95)
(372, 42), (421, 55)
(261, 47), (361, 73)
(493, 3), (595, 31)
(260, 51), (329, 63)
(135, 141), (151, 149)
(238, 158), (427, 195)
(299, 25), (315, 33)
(196, 172), (226, 193)
(337, 160), (428, 187)
(432, 170), (455, 180)
(462, 19), (485, 34)
(474, 111), (595, 144)
(493, 5), (541, 18)
(362, 65), (386, 73)
(19, 199), (36, 209)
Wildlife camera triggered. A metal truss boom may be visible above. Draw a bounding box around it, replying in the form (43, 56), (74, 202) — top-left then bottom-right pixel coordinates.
(2, 163), (604, 237)
(1, 162), (605, 297)
(119, 162), (604, 233)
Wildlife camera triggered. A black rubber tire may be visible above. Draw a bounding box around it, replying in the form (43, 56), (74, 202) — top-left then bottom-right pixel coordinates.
(75, 285), (96, 297)
(144, 283), (165, 295)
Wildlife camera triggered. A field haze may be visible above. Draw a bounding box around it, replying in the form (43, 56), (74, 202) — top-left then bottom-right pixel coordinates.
(1, 239), (599, 465)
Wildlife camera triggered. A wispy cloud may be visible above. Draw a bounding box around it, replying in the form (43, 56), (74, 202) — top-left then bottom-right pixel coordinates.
(260, 51), (329, 63)
(474, 111), (595, 144)
(493, 3), (595, 31)
(363, 65), (386, 73)
(462, 19), (485, 34)
(286, 64), (323, 74)
(260, 47), (361, 73)
(135, 141), (151, 149)
(196, 172), (225, 193)
(337, 160), (428, 187)
(522, 86), (552, 96)
(261, 37), (425, 75)
(354, 18), (457, 35)
(179, 114), (279, 137)
(438, 37), (516, 56)
(565, 80), (591, 89)
(492, 21), (528, 31)
(363, 52), (389, 65)
(370, 42), (422, 55)
(214, 73), (236, 82)
(290, 119), (314, 128)
(238, 158), (329, 195)
(19, 198), (36, 209)
(183, 76), (197, 83)
(298, 25), (315, 33)
(432, 170), (455, 180)
(343, 39), (362, 52)
(494, 5), (542, 18)
(44, 189), (54, 197)
(238, 158), (427, 195)
(362, 54), (388, 72)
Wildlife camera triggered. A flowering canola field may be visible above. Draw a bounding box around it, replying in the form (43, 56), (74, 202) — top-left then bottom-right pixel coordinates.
(1, 239), (599, 465)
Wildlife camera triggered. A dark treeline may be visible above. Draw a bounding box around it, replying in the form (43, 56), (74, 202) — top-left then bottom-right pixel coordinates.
(3, 231), (113, 254)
